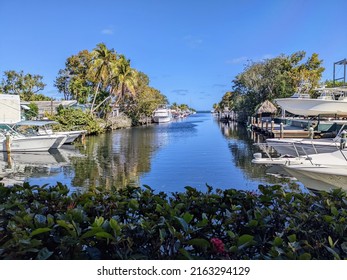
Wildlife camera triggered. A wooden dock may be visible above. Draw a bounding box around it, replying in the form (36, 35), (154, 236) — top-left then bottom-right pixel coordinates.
(250, 119), (312, 138)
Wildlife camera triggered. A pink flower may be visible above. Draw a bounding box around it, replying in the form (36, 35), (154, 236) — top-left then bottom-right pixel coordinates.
(210, 238), (225, 254)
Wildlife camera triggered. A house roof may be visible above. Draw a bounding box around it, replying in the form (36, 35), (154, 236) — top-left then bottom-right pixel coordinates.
(20, 100), (78, 114)
(255, 100), (277, 114)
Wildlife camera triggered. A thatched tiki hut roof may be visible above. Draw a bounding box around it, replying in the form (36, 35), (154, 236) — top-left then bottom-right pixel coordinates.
(255, 100), (277, 115)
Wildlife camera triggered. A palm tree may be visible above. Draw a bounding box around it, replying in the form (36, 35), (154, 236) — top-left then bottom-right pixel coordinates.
(89, 43), (117, 113)
(112, 55), (137, 106)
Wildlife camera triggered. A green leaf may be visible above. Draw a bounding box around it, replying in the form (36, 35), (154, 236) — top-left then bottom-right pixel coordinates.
(155, 204), (163, 212)
(129, 199), (139, 210)
(328, 236), (334, 248)
(81, 227), (104, 239)
(227, 231), (236, 238)
(341, 242), (347, 253)
(323, 215), (333, 223)
(287, 234), (296, 243)
(298, 253), (311, 260)
(238, 234), (254, 246)
(196, 218), (208, 228)
(182, 212), (194, 224)
(36, 247), (53, 260)
(175, 217), (189, 232)
(95, 232), (115, 240)
(109, 219), (121, 235)
(159, 228), (166, 242)
(324, 245), (341, 260)
(273, 237), (283, 247)
(31, 227), (51, 237)
(93, 216), (104, 227)
(331, 206), (338, 216)
(179, 248), (193, 260)
(187, 238), (210, 249)
(247, 219), (258, 227)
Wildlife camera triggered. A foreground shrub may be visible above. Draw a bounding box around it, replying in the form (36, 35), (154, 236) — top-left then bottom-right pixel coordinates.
(1, 183), (347, 260)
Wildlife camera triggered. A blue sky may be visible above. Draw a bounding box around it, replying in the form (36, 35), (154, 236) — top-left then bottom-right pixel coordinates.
(0, 0), (346, 110)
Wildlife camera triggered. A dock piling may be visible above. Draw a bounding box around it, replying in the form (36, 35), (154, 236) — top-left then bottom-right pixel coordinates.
(280, 123), (284, 138)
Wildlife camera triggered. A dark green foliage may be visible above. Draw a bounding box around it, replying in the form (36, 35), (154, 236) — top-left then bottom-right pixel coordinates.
(1, 183), (347, 260)
(51, 107), (105, 135)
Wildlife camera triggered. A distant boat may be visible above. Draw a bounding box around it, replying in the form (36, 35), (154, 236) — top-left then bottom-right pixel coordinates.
(152, 105), (172, 123)
(274, 87), (347, 116)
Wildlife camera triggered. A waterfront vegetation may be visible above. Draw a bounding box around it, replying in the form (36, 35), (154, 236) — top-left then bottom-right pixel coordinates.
(1, 182), (347, 260)
(215, 51), (326, 117)
(0, 43), (193, 132)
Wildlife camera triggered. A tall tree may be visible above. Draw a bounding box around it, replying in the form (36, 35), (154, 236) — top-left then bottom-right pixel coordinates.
(228, 51), (325, 115)
(112, 55), (137, 106)
(0, 70), (46, 100)
(89, 43), (118, 113)
(55, 50), (93, 103)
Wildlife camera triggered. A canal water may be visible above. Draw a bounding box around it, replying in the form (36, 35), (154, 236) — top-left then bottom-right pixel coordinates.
(1, 113), (297, 193)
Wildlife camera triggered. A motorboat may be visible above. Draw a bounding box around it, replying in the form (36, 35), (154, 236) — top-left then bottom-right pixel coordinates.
(265, 137), (341, 156)
(0, 125), (59, 152)
(252, 149), (347, 168)
(264, 125), (347, 156)
(53, 130), (86, 144)
(251, 152), (305, 165)
(274, 87), (347, 116)
(152, 105), (172, 123)
(283, 164), (347, 191)
(13, 120), (86, 145)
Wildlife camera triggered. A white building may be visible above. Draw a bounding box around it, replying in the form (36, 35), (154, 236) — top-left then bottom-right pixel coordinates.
(0, 94), (21, 123)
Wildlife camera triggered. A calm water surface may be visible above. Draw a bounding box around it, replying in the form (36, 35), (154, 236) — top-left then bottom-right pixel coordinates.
(1, 113), (296, 193)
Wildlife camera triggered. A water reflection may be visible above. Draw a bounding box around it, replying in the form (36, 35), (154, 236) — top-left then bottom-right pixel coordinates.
(0, 147), (82, 186)
(219, 120), (345, 193)
(1, 114), (314, 193)
(216, 120), (302, 190)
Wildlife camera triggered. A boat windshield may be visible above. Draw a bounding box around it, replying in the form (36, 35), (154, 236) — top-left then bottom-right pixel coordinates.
(290, 93), (310, 98)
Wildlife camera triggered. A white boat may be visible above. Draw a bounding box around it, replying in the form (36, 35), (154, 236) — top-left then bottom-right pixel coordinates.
(264, 125), (347, 156)
(152, 105), (172, 123)
(252, 152), (305, 165)
(13, 120), (86, 145)
(274, 87), (347, 116)
(54, 130), (86, 144)
(0, 129), (58, 152)
(252, 149), (347, 168)
(265, 137), (342, 156)
(253, 148), (347, 191)
(283, 165), (347, 191)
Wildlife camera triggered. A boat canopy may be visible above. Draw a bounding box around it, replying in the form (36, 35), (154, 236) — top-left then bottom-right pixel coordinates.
(14, 120), (59, 126)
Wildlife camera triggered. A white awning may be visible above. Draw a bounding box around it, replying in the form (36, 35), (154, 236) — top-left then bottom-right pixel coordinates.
(21, 104), (31, 110)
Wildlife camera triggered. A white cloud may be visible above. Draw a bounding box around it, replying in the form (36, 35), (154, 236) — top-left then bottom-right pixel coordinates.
(226, 54), (275, 64)
(226, 56), (249, 64)
(101, 28), (114, 35)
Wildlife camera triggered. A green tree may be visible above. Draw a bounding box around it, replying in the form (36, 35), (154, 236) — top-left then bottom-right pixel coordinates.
(24, 102), (39, 120)
(112, 55), (137, 107)
(229, 51), (325, 116)
(0, 70), (46, 100)
(90, 43), (118, 113)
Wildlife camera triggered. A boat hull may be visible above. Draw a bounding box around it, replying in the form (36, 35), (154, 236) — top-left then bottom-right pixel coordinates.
(284, 165), (347, 191)
(0, 136), (57, 152)
(56, 130), (86, 144)
(274, 98), (347, 116)
(152, 116), (172, 123)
